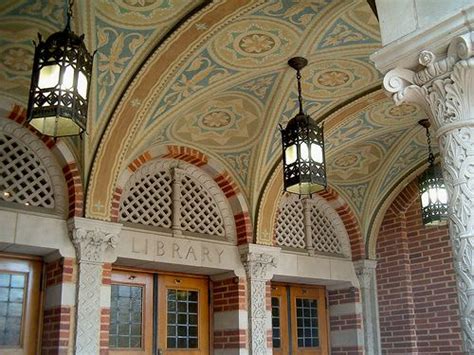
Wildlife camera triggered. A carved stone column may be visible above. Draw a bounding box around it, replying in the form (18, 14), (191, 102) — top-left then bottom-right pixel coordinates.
(68, 217), (122, 355)
(354, 259), (381, 355)
(380, 31), (474, 352)
(240, 244), (278, 355)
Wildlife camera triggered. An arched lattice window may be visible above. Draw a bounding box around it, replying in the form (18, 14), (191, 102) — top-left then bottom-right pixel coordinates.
(119, 159), (235, 243)
(0, 118), (66, 215)
(274, 194), (351, 257)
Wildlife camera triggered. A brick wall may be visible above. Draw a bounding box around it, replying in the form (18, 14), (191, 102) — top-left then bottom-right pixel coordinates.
(212, 277), (247, 351)
(100, 263), (113, 355)
(41, 258), (75, 355)
(376, 189), (463, 354)
(328, 288), (364, 355)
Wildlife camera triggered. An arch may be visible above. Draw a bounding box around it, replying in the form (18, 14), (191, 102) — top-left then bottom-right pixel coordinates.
(366, 168), (424, 259)
(0, 118), (67, 216)
(86, 1), (256, 222)
(0, 99), (84, 218)
(274, 192), (352, 258)
(256, 164), (364, 260)
(112, 145), (252, 244)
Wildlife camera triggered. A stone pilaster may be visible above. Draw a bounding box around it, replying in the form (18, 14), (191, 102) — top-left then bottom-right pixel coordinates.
(377, 29), (474, 352)
(355, 259), (381, 355)
(240, 244), (279, 355)
(68, 217), (122, 355)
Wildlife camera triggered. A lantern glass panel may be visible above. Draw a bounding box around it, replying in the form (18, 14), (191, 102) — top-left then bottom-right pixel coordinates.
(421, 191), (429, 207)
(300, 142), (309, 161)
(38, 65), (60, 89)
(438, 188), (448, 204)
(77, 71), (88, 98)
(30, 116), (81, 137)
(285, 145), (297, 165)
(62, 65), (75, 90)
(310, 143), (323, 163)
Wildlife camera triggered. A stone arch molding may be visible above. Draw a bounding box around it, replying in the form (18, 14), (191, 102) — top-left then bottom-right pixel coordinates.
(275, 193), (352, 258)
(0, 118), (68, 216)
(118, 158), (237, 244)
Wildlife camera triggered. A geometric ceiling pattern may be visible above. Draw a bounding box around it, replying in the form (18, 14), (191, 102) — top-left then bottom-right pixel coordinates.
(0, 0), (438, 244)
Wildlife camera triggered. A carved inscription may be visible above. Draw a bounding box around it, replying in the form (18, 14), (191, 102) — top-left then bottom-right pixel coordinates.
(155, 240), (224, 263)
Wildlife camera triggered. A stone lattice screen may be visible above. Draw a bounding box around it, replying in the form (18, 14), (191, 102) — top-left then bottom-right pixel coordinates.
(0, 131), (54, 209)
(119, 160), (235, 242)
(275, 194), (351, 257)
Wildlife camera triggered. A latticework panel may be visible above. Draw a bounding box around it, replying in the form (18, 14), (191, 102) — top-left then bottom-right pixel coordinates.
(275, 199), (305, 248)
(120, 171), (173, 228)
(310, 204), (343, 254)
(0, 132), (54, 208)
(180, 174), (225, 237)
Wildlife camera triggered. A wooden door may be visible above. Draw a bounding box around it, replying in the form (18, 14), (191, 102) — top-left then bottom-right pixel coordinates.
(271, 284), (329, 355)
(290, 286), (328, 354)
(109, 271), (154, 355)
(0, 255), (42, 355)
(157, 275), (209, 355)
(271, 284), (289, 355)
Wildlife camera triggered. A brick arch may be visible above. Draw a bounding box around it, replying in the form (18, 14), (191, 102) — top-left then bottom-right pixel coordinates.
(112, 145), (252, 245)
(256, 164), (365, 260)
(0, 99), (84, 218)
(366, 168), (424, 259)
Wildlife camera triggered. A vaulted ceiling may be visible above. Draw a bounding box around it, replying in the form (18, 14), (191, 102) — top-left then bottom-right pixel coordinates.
(0, 0), (434, 243)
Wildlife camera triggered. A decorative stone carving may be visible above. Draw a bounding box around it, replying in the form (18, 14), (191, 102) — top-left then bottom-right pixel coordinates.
(71, 227), (119, 263)
(381, 31), (474, 353)
(68, 217), (122, 355)
(240, 245), (279, 355)
(354, 259), (380, 355)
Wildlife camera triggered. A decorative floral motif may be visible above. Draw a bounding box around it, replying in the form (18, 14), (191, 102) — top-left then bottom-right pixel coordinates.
(321, 22), (368, 47)
(0, 47), (31, 73)
(317, 70), (350, 87)
(258, 0), (331, 29)
(238, 74), (277, 102)
(387, 104), (418, 117)
(239, 33), (275, 54)
(96, 26), (146, 103)
(201, 111), (232, 128)
(334, 154), (359, 168)
(212, 20), (298, 69)
(20, 0), (65, 26)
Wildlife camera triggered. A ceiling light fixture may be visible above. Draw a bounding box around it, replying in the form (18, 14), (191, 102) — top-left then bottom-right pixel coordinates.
(280, 57), (327, 195)
(418, 119), (448, 226)
(26, 0), (93, 137)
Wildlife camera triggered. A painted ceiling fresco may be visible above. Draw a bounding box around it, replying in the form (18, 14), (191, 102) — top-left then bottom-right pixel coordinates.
(0, 0), (438, 243)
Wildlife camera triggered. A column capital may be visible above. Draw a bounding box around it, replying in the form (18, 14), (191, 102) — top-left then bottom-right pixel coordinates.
(354, 259), (377, 289)
(239, 244), (279, 281)
(68, 217), (122, 264)
(382, 32), (474, 134)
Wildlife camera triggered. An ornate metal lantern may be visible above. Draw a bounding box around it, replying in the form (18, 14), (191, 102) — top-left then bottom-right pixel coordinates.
(280, 57), (326, 195)
(418, 119), (448, 225)
(27, 0), (93, 137)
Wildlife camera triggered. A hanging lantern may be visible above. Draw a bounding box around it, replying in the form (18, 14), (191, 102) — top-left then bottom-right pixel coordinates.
(418, 119), (448, 225)
(280, 57), (327, 195)
(27, 0), (93, 137)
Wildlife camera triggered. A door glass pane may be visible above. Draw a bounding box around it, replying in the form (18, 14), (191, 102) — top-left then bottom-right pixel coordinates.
(109, 284), (143, 348)
(0, 272), (26, 346)
(167, 289), (198, 349)
(296, 298), (319, 348)
(272, 297), (281, 348)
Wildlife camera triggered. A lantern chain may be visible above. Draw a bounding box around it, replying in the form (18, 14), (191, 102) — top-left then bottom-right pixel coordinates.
(66, 0), (74, 30)
(424, 125), (435, 166)
(296, 69), (304, 115)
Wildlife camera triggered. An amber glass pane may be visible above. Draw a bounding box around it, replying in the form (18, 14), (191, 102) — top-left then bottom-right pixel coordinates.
(0, 272), (26, 346)
(109, 284), (143, 348)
